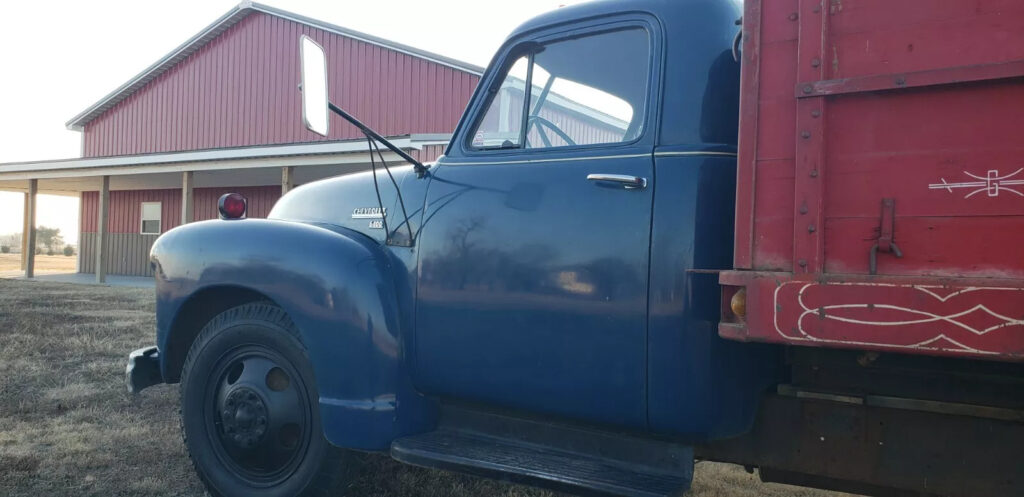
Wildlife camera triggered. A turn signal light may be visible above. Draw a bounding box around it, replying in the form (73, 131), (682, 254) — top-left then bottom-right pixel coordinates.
(730, 288), (747, 320)
(218, 193), (247, 220)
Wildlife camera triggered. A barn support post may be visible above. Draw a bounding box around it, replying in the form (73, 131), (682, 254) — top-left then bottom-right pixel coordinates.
(20, 192), (29, 270)
(23, 180), (37, 278)
(181, 171), (194, 224)
(282, 166), (295, 195)
(95, 175), (109, 284)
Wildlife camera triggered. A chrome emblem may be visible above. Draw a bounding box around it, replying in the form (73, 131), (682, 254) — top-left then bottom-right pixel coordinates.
(352, 207), (387, 219)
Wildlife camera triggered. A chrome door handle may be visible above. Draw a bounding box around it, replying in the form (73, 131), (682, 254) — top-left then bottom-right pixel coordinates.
(587, 174), (647, 189)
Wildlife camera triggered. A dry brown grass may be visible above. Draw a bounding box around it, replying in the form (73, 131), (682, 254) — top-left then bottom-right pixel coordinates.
(0, 279), (849, 496)
(0, 253), (77, 277)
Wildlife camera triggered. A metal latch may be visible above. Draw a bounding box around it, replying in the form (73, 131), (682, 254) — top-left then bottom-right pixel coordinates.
(869, 198), (903, 275)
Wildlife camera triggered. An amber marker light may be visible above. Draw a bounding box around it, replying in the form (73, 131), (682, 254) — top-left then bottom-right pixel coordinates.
(730, 287), (747, 320)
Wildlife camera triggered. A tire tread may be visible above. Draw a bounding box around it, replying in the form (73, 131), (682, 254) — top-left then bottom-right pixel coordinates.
(179, 301), (358, 497)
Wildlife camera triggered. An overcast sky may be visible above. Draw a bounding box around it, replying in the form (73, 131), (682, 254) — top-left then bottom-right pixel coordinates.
(0, 0), (586, 245)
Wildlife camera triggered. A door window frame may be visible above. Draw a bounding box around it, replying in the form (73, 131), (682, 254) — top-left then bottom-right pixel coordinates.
(453, 16), (663, 161)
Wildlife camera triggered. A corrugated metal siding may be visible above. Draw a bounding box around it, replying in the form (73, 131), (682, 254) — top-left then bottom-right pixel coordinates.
(82, 13), (479, 157)
(193, 186), (280, 221)
(81, 186), (280, 234)
(81, 190), (181, 233)
(79, 232), (159, 277)
(411, 144), (447, 163)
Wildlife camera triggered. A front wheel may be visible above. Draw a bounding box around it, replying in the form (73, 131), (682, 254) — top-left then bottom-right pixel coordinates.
(180, 302), (359, 497)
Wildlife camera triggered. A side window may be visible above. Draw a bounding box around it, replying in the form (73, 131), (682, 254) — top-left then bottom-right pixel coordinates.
(469, 28), (650, 151)
(472, 57), (529, 149)
(141, 202), (162, 235)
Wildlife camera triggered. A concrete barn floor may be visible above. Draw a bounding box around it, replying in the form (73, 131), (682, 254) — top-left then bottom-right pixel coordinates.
(0, 279), (851, 497)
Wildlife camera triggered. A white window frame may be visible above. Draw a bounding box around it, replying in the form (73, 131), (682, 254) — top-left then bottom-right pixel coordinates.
(140, 202), (162, 235)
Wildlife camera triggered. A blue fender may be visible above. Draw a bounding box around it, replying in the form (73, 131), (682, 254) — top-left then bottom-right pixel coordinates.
(150, 218), (434, 450)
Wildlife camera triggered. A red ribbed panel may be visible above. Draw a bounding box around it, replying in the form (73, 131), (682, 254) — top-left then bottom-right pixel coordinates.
(81, 13), (479, 157)
(81, 186), (280, 233)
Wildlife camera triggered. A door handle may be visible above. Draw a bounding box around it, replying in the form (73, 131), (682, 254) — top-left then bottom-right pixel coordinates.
(586, 174), (647, 190)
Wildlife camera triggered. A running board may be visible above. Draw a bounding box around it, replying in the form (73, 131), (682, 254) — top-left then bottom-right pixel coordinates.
(390, 406), (693, 497)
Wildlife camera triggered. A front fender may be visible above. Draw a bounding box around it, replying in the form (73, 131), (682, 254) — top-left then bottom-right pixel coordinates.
(151, 218), (432, 450)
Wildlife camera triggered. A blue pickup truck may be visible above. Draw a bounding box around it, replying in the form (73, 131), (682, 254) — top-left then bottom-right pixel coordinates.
(123, 1), (1024, 496)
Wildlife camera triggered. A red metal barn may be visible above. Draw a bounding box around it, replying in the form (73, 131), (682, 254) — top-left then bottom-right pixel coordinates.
(0, 3), (481, 277)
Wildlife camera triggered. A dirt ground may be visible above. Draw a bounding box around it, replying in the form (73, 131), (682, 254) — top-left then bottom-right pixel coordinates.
(0, 253), (77, 277)
(0, 279), (851, 497)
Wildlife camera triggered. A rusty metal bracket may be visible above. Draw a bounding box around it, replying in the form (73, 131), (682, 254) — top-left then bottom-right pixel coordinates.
(869, 198), (902, 275)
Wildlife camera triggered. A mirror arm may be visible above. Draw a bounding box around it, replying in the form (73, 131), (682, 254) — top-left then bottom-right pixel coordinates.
(328, 102), (429, 177)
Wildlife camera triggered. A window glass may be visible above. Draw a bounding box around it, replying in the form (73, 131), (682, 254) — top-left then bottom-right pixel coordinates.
(471, 57), (529, 149)
(141, 202), (162, 235)
(469, 28), (650, 151)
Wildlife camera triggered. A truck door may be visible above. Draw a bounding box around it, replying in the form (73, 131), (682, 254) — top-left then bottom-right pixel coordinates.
(415, 21), (660, 428)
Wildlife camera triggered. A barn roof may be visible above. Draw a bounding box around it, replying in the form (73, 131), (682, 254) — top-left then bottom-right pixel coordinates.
(65, 1), (484, 132)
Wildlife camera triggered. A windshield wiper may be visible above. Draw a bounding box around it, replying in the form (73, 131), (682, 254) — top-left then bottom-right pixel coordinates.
(327, 102), (421, 247)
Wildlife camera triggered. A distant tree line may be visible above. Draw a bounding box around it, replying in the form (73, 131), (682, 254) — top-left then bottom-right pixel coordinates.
(0, 227), (75, 256)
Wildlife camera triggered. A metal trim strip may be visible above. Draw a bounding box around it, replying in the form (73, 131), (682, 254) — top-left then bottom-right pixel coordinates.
(441, 151), (735, 167)
(655, 151), (738, 157)
(440, 153), (651, 167)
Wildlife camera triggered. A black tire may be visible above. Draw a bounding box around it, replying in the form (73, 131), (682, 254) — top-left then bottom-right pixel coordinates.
(180, 302), (361, 497)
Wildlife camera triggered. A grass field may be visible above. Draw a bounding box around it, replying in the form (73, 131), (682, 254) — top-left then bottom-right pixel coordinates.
(0, 279), (851, 497)
(0, 253), (77, 277)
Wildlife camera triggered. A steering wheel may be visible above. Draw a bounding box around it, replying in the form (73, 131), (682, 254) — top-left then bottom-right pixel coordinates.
(526, 115), (576, 148)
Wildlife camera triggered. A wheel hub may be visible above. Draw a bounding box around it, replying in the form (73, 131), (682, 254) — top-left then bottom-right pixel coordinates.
(221, 387), (268, 449)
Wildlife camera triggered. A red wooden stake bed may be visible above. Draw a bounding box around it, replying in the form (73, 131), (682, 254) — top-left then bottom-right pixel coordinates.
(720, 0), (1024, 361)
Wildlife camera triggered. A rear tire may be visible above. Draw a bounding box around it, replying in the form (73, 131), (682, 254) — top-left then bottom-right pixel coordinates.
(180, 302), (361, 497)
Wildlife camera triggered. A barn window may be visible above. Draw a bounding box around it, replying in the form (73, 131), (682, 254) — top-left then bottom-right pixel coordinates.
(141, 202), (162, 235)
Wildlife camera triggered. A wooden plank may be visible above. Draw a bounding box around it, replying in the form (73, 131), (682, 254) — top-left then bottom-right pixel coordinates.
(96, 176), (109, 284)
(24, 180), (37, 278)
(734, 0), (765, 268)
(791, 0), (829, 274)
(182, 171), (194, 224)
(76, 193), (83, 272)
(282, 166), (294, 195)
(824, 216), (1024, 278)
(798, 59), (1024, 98)
(21, 192), (29, 270)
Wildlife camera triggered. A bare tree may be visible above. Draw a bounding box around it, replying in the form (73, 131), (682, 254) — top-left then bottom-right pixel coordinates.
(35, 226), (64, 254)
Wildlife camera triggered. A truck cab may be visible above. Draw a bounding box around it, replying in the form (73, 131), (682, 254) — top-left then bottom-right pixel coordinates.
(124, 1), (1024, 496)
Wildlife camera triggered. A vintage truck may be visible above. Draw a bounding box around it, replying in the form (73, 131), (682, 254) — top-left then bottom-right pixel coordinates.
(126, 0), (1024, 496)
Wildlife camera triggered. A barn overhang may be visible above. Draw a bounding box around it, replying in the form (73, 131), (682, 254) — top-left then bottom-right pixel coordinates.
(0, 134), (449, 195)
(0, 134), (448, 281)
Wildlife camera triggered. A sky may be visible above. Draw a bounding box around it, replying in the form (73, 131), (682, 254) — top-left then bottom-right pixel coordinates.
(0, 0), (587, 245)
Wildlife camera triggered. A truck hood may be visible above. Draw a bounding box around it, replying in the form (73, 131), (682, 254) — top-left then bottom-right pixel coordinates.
(269, 164), (425, 244)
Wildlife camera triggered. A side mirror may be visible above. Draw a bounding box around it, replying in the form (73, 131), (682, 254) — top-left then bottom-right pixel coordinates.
(300, 35), (330, 136)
